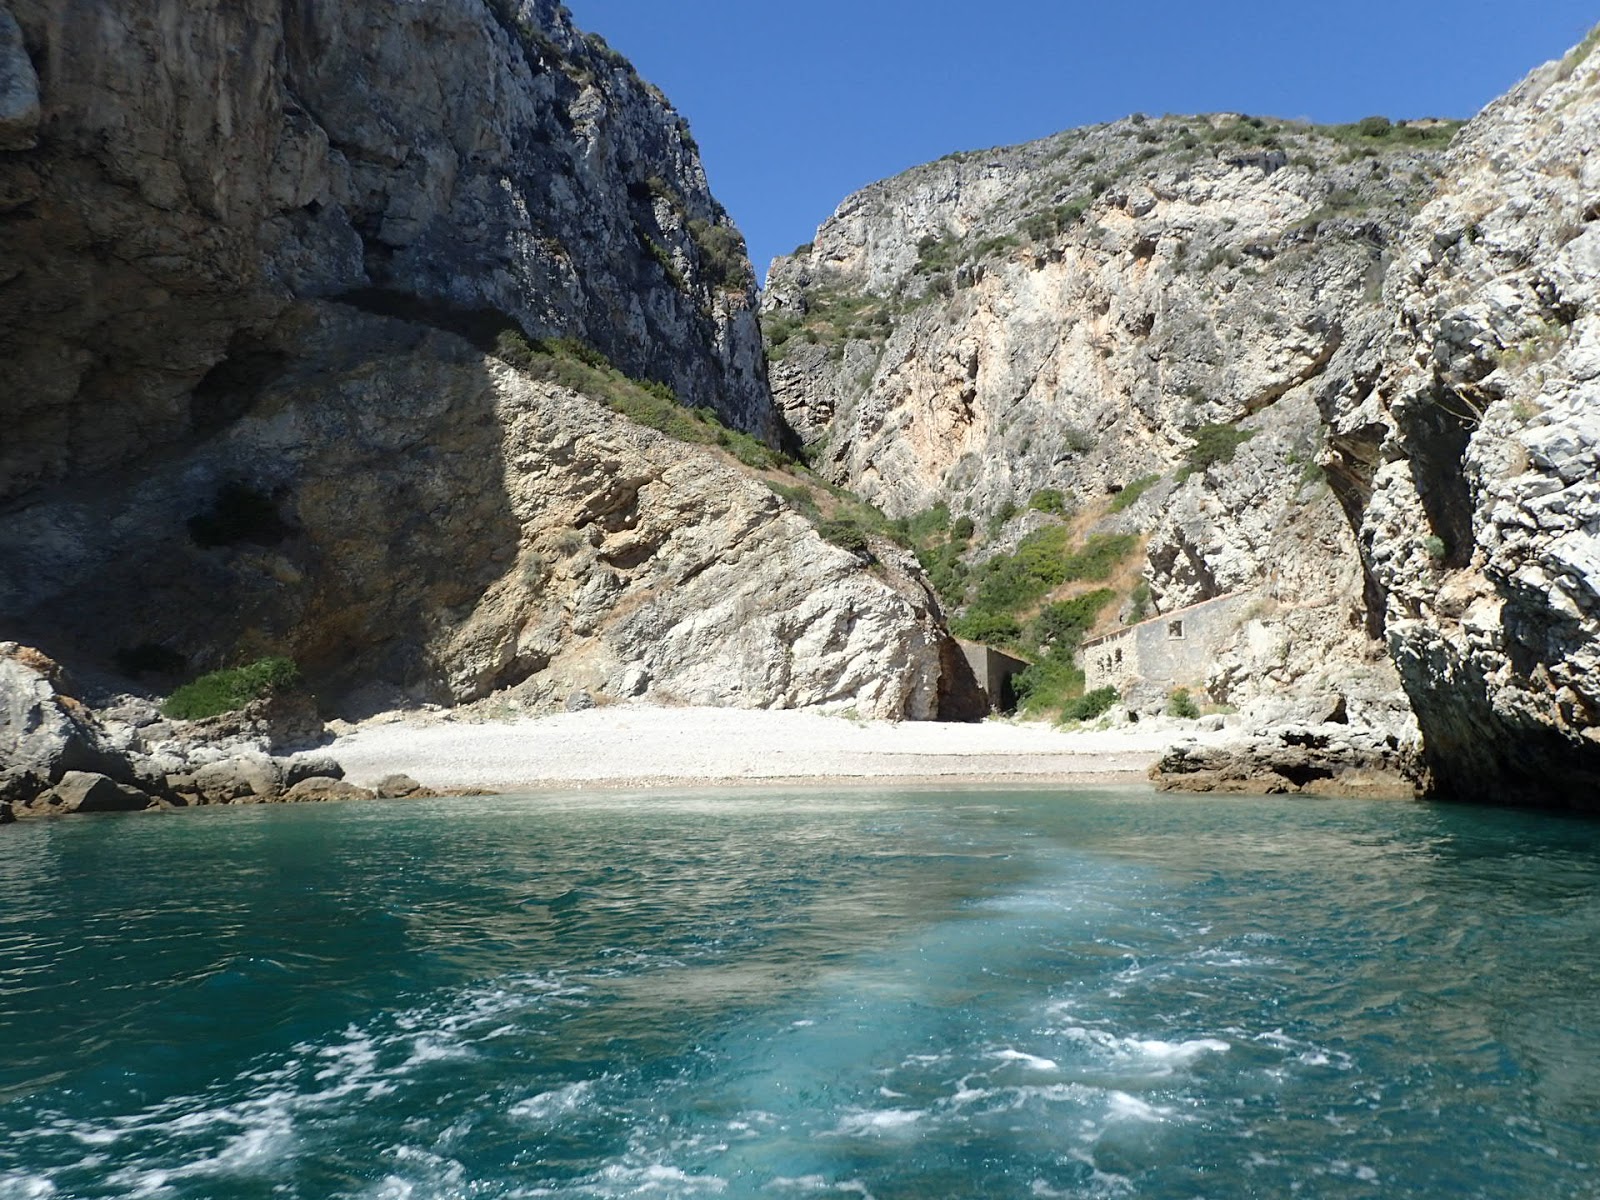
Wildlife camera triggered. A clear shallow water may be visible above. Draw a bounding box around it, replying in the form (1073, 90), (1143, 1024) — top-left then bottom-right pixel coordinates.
(1, 789), (1598, 1199)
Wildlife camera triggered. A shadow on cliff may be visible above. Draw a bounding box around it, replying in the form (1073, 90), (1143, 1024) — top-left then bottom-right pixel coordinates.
(0, 302), (530, 710)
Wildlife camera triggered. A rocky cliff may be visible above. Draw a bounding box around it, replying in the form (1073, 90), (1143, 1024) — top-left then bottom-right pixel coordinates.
(0, 0), (772, 514)
(1335, 35), (1600, 807)
(0, 0), (970, 746)
(765, 114), (1456, 725)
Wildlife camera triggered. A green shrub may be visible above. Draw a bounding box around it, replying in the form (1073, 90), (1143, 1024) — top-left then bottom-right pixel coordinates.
(1013, 655), (1085, 713)
(636, 226), (685, 289)
(971, 529), (1136, 615)
(950, 608), (1023, 647)
(1127, 580), (1152, 624)
(1059, 533), (1139, 582)
(817, 520), (872, 557)
(1062, 686), (1120, 722)
(914, 233), (960, 275)
(496, 331), (784, 468)
(1559, 25), (1600, 78)
(951, 515), (975, 542)
(164, 657), (300, 721)
(1028, 488), (1070, 515)
(1167, 687), (1201, 719)
(985, 499), (1020, 539)
(1422, 535), (1448, 561)
(1356, 115), (1393, 138)
(1030, 589), (1115, 653)
(1108, 474), (1161, 513)
(688, 219), (752, 292)
(1180, 423), (1256, 478)
(767, 481), (821, 520)
(1020, 197), (1091, 243)
(1062, 425), (1096, 454)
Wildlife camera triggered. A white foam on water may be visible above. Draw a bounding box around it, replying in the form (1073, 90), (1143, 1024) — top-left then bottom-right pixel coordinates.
(401, 1035), (476, 1069)
(828, 1108), (925, 1137)
(22, 971), (584, 1189)
(360, 1145), (469, 1200)
(1105, 1091), (1172, 1122)
(592, 1162), (729, 1195)
(510, 1078), (598, 1122)
(1053, 1025), (1229, 1072)
(994, 1049), (1060, 1071)
(767, 1177), (876, 1198)
(0, 1175), (57, 1200)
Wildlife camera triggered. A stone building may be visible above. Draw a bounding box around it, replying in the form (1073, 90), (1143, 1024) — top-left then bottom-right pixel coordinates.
(1079, 592), (1256, 697)
(956, 640), (1032, 714)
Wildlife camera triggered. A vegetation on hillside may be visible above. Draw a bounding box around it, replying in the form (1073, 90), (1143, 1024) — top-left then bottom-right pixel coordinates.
(163, 657), (300, 721)
(495, 331), (783, 469)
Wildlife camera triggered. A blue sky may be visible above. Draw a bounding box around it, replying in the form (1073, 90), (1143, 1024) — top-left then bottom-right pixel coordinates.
(565, 1), (1599, 279)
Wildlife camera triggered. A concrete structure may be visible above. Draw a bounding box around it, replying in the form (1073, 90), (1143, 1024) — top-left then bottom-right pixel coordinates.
(1080, 591), (1256, 697)
(956, 640), (1032, 714)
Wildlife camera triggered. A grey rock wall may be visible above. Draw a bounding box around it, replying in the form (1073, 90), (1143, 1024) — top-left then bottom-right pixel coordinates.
(1338, 40), (1600, 807)
(0, 0), (774, 509)
(1, 306), (954, 720)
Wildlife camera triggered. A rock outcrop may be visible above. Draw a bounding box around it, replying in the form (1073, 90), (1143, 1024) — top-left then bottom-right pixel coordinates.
(0, 0), (772, 513)
(1329, 38), (1600, 807)
(0, 0), (971, 753)
(1152, 723), (1421, 799)
(765, 115), (1454, 723)
(1, 641), (351, 814)
(1, 307), (958, 719)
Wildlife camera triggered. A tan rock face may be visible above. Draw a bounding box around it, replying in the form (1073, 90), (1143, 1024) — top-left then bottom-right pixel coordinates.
(0, 0), (773, 509)
(766, 116), (1449, 723)
(0, 306), (955, 721)
(1337, 41), (1600, 806)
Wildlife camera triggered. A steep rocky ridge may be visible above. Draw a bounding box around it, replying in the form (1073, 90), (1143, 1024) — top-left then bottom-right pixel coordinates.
(765, 115), (1455, 724)
(1, 304), (955, 716)
(1332, 35), (1600, 807)
(0, 0), (978, 790)
(0, 0), (773, 512)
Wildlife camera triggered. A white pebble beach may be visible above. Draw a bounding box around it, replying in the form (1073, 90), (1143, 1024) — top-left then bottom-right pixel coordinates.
(327, 705), (1230, 793)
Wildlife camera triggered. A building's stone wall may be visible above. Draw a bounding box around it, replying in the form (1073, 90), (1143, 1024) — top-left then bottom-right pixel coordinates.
(1081, 592), (1256, 697)
(957, 640), (1031, 713)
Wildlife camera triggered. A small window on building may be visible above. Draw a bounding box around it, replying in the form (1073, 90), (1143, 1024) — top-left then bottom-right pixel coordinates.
(1114, 648), (1123, 666)
(1168, 620), (1185, 640)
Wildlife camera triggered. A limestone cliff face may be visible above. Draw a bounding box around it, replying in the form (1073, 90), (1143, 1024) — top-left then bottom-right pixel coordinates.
(0, 0), (773, 510)
(0, 0), (973, 725)
(1334, 39), (1600, 806)
(0, 305), (951, 719)
(766, 116), (1452, 721)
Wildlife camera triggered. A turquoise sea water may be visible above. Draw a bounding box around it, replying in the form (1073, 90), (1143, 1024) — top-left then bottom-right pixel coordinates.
(1, 787), (1598, 1199)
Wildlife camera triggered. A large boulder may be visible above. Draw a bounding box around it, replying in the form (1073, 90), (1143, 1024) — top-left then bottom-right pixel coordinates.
(191, 753), (285, 803)
(26, 770), (152, 814)
(281, 777), (374, 803)
(0, 644), (117, 802)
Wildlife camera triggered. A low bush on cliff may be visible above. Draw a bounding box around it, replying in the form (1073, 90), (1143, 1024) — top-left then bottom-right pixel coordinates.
(163, 657), (300, 721)
(1179, 423), (1256, 478)
(1167, 687), (1201, 719)
(1008, 591), (1117, 717)
(495, 331), (783, 469)
(1108, 474), (1162, 513)
(688, 219), (752, 292)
